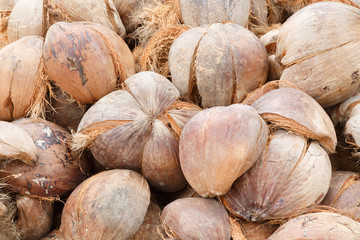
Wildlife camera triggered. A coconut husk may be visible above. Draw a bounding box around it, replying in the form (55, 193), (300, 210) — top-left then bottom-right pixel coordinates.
(0, 11), (10, 48)
(129, 0), (182, 47)
(0, 185), (19, 240)
(140, 25), (190, 78)
(132, 45), (144, 73)
(276, 0), (359, 14)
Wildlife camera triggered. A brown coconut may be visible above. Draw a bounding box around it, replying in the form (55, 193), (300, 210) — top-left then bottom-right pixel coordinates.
(59, 169), (150, 240)
(0, 35), (49, 121)
(229, 218), (279, 240)
(169, 22), (268, 108)
(73, 71), (200, 192)
(0, 186), (19, 240)
(179, 0), (250, 27)
(268, 212), (360, 239)
(321, 171), (360, 220)
(140, 25), (190, 77)
(43, 21), (135, 104)
(221, 130), (332, 221)
(40, 230), (61, 240)
(179, 104), (268, 197)
(276, 2), (360, 107)
(16, 196), (53, 240)
(0, 118), (88, 198)
(161, 197), (231, 240)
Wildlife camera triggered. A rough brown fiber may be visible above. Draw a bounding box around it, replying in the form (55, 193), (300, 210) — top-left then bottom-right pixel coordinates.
(0, 11), (10, 48)
(161, 198), (231, 240)
(43, 22), (135, 104)
(276, 2), (360, 107)
(74, 72), (200, 192)
(222, 130), (332, 221)
(0, 185), (19, 240)
(140, 25), (190, 77)
(0, 118), (88, 197)
(59, 170), (150, 240)
(179, 104), (268, 197)
(169, 22), (268, 108)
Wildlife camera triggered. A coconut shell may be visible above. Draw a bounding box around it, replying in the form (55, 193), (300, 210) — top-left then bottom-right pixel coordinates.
(161, 197), (231, 240)
(43, 21), (135, 104)
(268, 212), (360, 239)
(0, 121), (38, 166)
(179, 0), (250, 27)
(321, 171), (360, 220)
(7, 0), (44, 43)
(179, 104), (268, 197)
(49, 0), (125, 37)
(0, 35), (48, 121)
(169, 22), (268, 108)
(16, 196), (53, 240)
(222, 130), (332, 221)
(59, 169), (150, 240)
(276, 2), (360, 107)
(250, 86), (337, 153)
(0, 118), (88, 197)
(74, 71), (200, 192)
(131, 201), (162, 240)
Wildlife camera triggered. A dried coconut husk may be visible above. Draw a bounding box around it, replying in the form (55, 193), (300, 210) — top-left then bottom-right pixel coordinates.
(179, 104), (268, 197)
(179, 0), (250, 27)
(0, 35), (50, 121)
(43, 21), (135, 104)
(260, 27), (280, 55)
(268, 212), (360, 239)
(276, 2), (360, 107)
(0, 118), (88, 198)
(161, 197), (231, 240)
(132, 45), (144, 73)
(59, 169), (150, 240)
(73, 71), (200, 192)
(16, 196), (53, 240)
(222, 130), (332, 221)
(40, 230), (61, 240)
(46, 87), (87, 132)
(131, 201), (162, 240)
(0, 0), (17, 48)
(321, 171), (360, 220)
(169, 22), (268, 108)
(129, 0), (182, 47)
(140, 25), (190, 77)
(229, 218), (279, 240)
(243, 81), (337, 153)
(276, 0), (360, 14)
(0, 186), (19, 240)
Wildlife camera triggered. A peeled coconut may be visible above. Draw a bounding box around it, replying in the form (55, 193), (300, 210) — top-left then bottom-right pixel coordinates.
(321, 171), (360, 220)
(73, 71), (200, 192)
(276, 2), (360, 107)
(0, 118), (88, 197)
(43, 21), (135, 104)
(0, 35), (49, 121)
(169, 22), (268, 108)
(161, 197), (231, 240)
(179, 104), (268, 197)
(59, 169), (150, 240)
(268, 212), (360, 239)
(179, 0), (250, 27)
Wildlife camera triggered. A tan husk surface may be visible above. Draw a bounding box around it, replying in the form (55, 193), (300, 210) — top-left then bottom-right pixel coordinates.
(250, 86), (337, 153)
(140, 25), (190, 77)
(0, 11), (10, 48)
(229, 217), (279, 240)
(73, 71), (200, 192)
(59, 169), (150, 240)
(276, 0), (359, 14)
(129, 0), (182, 47)
(276, 2), (360, 107)
(0, 185), (19, 240)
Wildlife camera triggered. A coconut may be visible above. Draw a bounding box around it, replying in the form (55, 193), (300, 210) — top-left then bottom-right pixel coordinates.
(16, 196), (53, 240)
(321, 171), (360, 220)
(179, 104), (268, 197)
(43, 21), (135, 104)
(229, 218), (279, 240)
(161, 197), (231, 239)
(276, 2), (360, 107)
(169, 22), (268, 108)
(0, 186), (19, 240)
(0, 118), (88, 198)
(179, 0), (250, 27)
(0, 35), (49, 121)
(268, 212), (360, 239)
(59, 169), (150, 240)
(139, 25), (190, 77)
(0, 0), (17, 48)
(73, 71), (200, 192)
